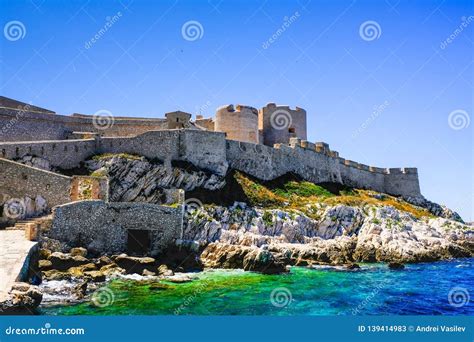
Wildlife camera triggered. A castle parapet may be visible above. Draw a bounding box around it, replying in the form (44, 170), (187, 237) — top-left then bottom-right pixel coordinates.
(403, 167), (418, 174)
(388, 168), (404, 174)
(288, 138), (342, 158)
(369, 166), (386, 174)
(344, 160), (359, 168)
(289, 137), (301, 147)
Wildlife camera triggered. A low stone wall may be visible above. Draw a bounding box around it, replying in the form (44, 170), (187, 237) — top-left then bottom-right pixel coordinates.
(49, 201), (184, 256)
(0, 139), (97, 169)
(0, 158), (72, 210)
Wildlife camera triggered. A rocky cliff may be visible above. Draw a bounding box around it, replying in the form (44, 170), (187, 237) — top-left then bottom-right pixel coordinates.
(183, 203), (472, 271)
(85, 155), (225, 203)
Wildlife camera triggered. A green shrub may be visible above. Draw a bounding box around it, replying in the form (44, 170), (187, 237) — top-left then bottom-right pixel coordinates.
(262, 211), (273, 226)
(274, 181), (334, 198)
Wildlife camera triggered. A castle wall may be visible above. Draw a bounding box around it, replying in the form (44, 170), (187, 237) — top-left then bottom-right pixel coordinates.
(49, 200), (183, 256)
(0, 108), (168, 142)
(0, 129), (421, 199)
(0, 158), (72, 210)
(99, 131), (180, 164)
(195, 118), (215, 131)
(384, 168), (421, 197)
(215, 105), (259, 144)
(226, 138), (421, 198)
(0, 108), (68, 141)
(0, 139), (97, 169)
(99, 130), (228, 176)
(338, 160), (386, 193)
(178, 130), (228, 175)
(226, 140), (341, 183)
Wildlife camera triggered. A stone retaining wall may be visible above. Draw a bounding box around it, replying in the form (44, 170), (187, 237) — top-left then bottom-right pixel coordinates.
(49, 201), (184, 256)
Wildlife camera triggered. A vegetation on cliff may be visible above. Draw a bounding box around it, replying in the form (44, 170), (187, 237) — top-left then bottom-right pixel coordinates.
(233, 171), (432, 219)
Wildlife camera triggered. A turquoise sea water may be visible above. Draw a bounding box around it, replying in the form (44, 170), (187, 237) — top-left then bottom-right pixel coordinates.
(40, 259), (473, 315)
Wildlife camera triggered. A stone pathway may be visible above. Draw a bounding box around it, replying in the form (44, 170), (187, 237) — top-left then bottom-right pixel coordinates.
(0, 230), (37, 302)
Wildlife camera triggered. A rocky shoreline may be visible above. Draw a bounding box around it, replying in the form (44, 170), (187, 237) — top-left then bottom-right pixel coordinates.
(37, 248), (199, 308)
(28, 200), (472, 312)
(186, 203), (473, 267)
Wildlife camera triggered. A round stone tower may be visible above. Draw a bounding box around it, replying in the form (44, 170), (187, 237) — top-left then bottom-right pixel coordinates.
(214, 104), (259, 144)
(258, 103), (307, 147)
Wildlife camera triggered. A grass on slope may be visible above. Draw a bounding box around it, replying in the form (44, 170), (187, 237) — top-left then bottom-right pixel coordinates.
(92, 153), (142, 161)
(233, 171), (432, 219)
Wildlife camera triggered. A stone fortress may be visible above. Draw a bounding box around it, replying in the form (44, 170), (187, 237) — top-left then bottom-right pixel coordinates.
(0, 95), (421, 255)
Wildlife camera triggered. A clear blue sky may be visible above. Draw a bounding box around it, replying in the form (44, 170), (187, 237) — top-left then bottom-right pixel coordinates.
(1, 0), (473, 220)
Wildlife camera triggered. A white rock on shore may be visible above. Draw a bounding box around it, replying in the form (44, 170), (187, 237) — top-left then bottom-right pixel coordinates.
(184, 203), (473, 266)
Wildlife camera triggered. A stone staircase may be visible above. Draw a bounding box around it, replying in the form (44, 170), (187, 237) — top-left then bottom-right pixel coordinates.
(5, 215), (52, 240)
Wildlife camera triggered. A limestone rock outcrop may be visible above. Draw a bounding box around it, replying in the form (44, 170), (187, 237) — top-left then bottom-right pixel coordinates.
(184, 203), (473, 268)
(0, 283), (43, 314)
(86, 156), (226, 203)
(404, 196), (463, 222)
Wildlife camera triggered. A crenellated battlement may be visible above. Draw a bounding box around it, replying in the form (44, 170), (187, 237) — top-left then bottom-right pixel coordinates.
(282, 137), (419, 179)
(263, 103), (305, 112)
(217, 104), (258, 115)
